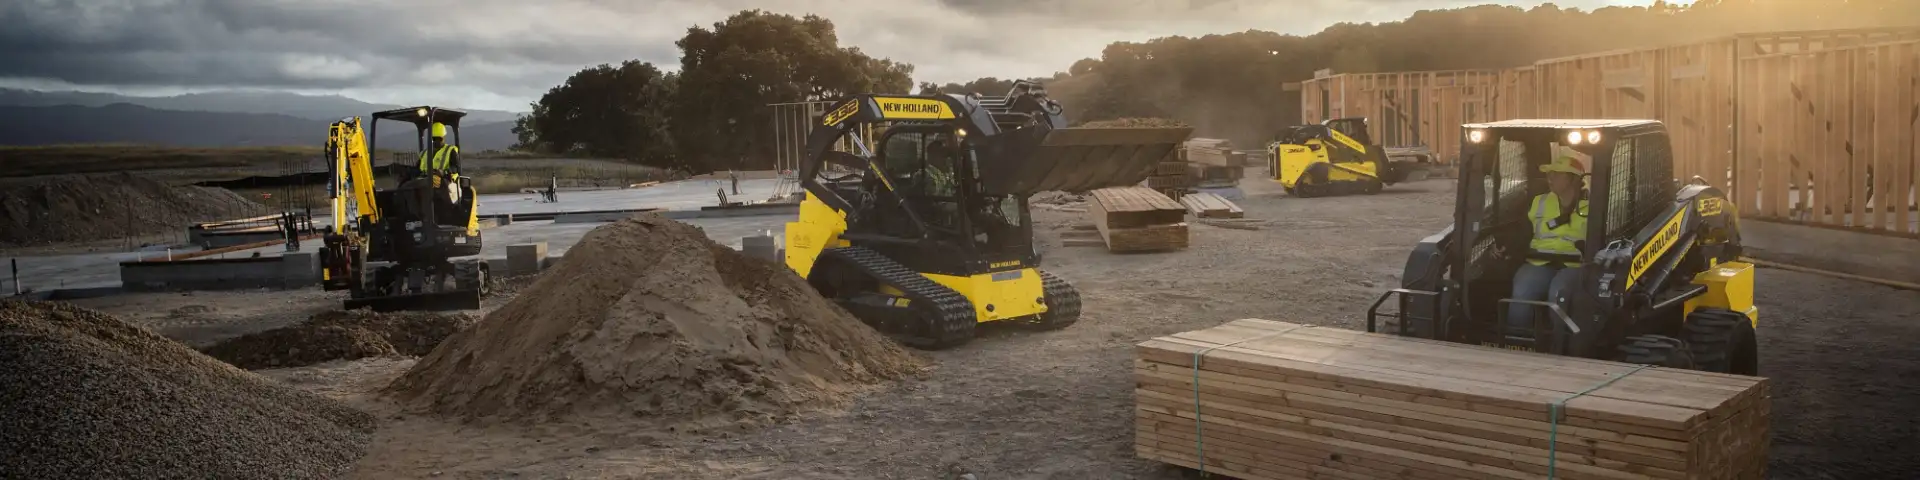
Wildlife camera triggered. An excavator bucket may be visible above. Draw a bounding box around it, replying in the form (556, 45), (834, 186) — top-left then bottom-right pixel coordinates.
(972, 126), (1194, 196)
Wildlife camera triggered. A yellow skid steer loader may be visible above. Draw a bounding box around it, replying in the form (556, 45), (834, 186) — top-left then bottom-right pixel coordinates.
(783, 81), (1191, 349)
(1268, 117), (1427, 197)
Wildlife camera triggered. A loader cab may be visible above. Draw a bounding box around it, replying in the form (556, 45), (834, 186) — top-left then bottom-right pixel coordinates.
(863, 123), (1035, 275)
(1381, 120), (1689, 356)
(1453, 121), (1666, 331)
(1323, 117), (1374, 146)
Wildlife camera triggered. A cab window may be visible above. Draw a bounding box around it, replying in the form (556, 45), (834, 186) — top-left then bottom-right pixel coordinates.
(880, 131), (959, 199)
(1604, 138), (1636, 239)
(882, 132), (925, 175)
(1326, 119), (1372, 145)
(1491, 138), (1531, 214)
(878, 129), (963, 234)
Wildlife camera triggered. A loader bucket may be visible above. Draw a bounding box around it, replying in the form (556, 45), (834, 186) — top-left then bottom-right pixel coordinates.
(972, 126), (1194, 196)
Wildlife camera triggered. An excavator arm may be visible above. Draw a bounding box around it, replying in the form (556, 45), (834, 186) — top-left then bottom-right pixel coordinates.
(320, 117), (378, 293)
(326, 117), (380, 231)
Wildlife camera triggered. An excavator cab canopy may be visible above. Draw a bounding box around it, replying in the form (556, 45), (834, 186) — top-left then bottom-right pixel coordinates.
(369, 106), (467, 171)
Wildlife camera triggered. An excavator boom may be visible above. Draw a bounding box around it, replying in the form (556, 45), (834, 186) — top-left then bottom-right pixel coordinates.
(326, 117), (380, 231)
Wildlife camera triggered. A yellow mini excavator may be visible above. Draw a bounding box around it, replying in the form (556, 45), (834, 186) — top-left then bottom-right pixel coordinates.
(317, 106), (489, 312)
(1368, 120), (1758, 375)
(784, 81), (1192, 349)
(1267, 117), (1426, 197)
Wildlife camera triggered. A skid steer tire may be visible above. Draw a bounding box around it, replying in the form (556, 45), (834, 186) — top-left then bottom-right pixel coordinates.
(1685, 308), (1758, 375)
(1617, 335), (1695, 369)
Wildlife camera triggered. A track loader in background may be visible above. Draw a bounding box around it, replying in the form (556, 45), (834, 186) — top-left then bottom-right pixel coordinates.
(1369, 120), (1759, 375)
(318, 106), (489, 312)
(1267, 117), (1428, 197)
(784, 81), (1192, 349)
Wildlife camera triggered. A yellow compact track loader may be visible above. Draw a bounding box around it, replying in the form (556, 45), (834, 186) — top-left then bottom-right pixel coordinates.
(1267, 117), (1426, 197)
(1369, 120), (1758, 375)
(784, 81), (1192, 349)
(317, 106), (489, 312)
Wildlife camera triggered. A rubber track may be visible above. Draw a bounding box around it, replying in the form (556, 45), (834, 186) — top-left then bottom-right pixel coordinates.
(822, 247), (977, 349)
(1031, 270), (1082, 330)
(453, 259), (488, 296)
